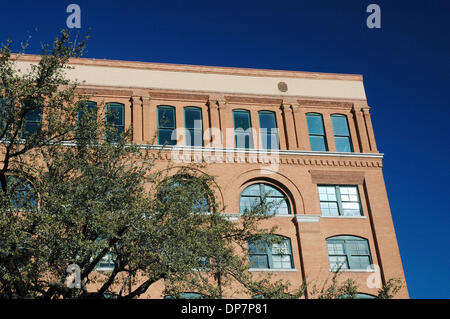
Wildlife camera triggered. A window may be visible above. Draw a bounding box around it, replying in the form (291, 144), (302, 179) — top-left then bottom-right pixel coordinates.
(233, 110), (253, 149)
(105, 102), (124, 142)
(306, 113), (327, 151)
(258, 111), (279, 150)
(184, 107), (203, 146)
(326, 236), (372, 271)
(157, 176), (212, 213)
(0, 176), (37, 210)
(331, 114), (353, 152)
(318, 185), (362, 217)
(77, 101), (97, 140)
(340, 292), (376, 299)
(247, 236), (293, 269)
(0, 97), (11, 137)
(95, 251), (115, 271)
(21, 105), (43, 138)
(157, 105), (176, 146)
(94, 235), (116, 271)
(165, 292), (203, 299)
(239, 183), (290, 215)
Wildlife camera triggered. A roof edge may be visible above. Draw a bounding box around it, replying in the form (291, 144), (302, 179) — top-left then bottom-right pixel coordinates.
(10, 53), (364, 81)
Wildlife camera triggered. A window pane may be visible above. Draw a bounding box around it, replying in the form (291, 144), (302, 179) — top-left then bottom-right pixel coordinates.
(105, 103), (124, 141)
(259, 112), (277, 130)
(260, 133), (279, 150)
(331, 115), (350, 136)
(158, 107), (175, 128)
(320, 202), (339, 216)
(318, 186), (337, 201)
(185, 108), (202, 129)
(241, 184), (261, 196)
(271, 241), (289, 255)
(240, 184), (289, 215)
(233, 111), (251, 130)
(272, 255), (292, 269)
(261, 184), (283, 197)
(22, 122), (40, 137)
(249, 255), (269, 269)
(327, 242), (345, 255)
(235, 132), (252, 149)
(306, 114), (325, 135)
(339, 186), (362, 216)
(158, 129), (176, 145)
(347, 241), (370, 255)
(22, 107), (42, 137)
(335, 136), (352, 152)
(106, 104), (124, 127)
(329, 256), (348, 270)
(349, 256), (371, 270)
(309, 136), (327, 151)
(186, 129), (203, 146)
(248, 241), (267, 254)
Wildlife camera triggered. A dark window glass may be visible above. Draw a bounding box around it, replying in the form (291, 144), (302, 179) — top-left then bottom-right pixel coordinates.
(0, 97), (12, 136)
(331, 114), (353, 152)
(0, 176), (37, 210)
(259, 111), (279, 150)
(233, 110), (253, 149)
(184, 107), (203, 146)
(77, 101), (97, 140)
(247, 237), (293, 269)
(158, 177), (211, 213)
(105, 103), (124, 142)
(158, 106), (176, 145)
(22, 106), (43, 138)
(306, 113), (327, 151)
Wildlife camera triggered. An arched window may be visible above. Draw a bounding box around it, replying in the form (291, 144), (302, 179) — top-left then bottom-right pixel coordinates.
(157, 175), (212, 213)
(331, 114), (353, 152)
(239, 183), (290, 215)
(157, 105), (176, 145)
(306, 113), (327, 151)
(0, 176), (37, 210)
(258, 111), (279, 150)
(184, 107), (203, 146)
(77, 101), (97, 140)
(0, 97), (12, 137)
(233, 109), (253, 149)
(247, 235), (294, 270)
(326, 236), (372, 271)
(105, 102), (124, 142)
(21, 105), (43, 138)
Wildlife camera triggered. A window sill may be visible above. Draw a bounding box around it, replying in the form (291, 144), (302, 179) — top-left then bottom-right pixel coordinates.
(329, 269), (375, 273)
(321, 215), (366, 219)
(249, 268), (297, 272)
(94, 267), (114, 272)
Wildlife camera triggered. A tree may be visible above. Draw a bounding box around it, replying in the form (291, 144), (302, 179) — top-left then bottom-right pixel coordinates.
(0, 30), (403, 299)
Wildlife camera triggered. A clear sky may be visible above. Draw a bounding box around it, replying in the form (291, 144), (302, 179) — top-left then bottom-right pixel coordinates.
(1, 0), (449, 299)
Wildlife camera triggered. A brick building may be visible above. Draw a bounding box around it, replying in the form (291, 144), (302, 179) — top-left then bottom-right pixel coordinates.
(12, 55), (409, 298)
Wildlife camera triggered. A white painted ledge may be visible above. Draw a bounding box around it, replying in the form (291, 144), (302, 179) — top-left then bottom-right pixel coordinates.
(294, 215), (321, 223)
(329, 269), (375, 273)
(249, 269), (297, 272)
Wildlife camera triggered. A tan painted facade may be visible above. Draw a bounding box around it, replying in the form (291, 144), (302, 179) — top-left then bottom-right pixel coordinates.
(10, 55), (408, 298)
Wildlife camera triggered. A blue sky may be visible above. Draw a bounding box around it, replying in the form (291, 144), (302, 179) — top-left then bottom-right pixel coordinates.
(1, 0), (449, 298)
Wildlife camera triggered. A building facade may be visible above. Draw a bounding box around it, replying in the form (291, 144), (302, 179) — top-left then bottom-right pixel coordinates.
(13, 55), (409, 298)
